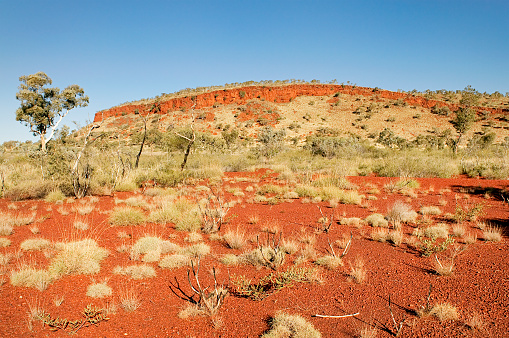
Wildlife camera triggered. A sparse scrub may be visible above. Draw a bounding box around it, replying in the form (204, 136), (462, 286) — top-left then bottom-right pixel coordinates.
(384, 179), (420, 193)
(454, 203), (485, 223)
(130, 236), (165, 262)
(386, 201), (417, 228)
(44, 189), (66, 203)
(465, 312), (485, 331)
(117, 196), (150, 209)
(420, 206), (442, 216)
(73, 220), (89, 230)
(0, 252), (12, 266)
(48, 239), (109, 278)
(0, 238), (11, 247)
(20, 238), (52, 251)
(262, 312), (321, 338)
(418, 236), (455, 257)
(370, 228), (388, 242)
(349, 258), (366, 283)
(388, 230), (404, 246)
(0, 212), (36, 227)
(87, 281), (113, 298)
(242, 245), (286, 270)
(280, 239), (299, 254)
(433, 255), (455, 276)
(223, 229), (247, 249)
(119, 287), (141, 312)
(420, 303), (459, 321)
(319, 187), (362, 204)
(483, 225), (502, 242)
(464, 233), (477, 244)
(314, 255), (343, 270)
(184, 232), (203, 243)
(359, 326), (378, 338)
(231, 267), (318, 301)
(365, 213), (388, 227)
(423, 224), (449, 239)
(10, 265), (53, 290)
(340, 217), (363, 227)
(0, 224), (13, 236)
(75, 204), (95, 215)
(183, 243), (211, 258)
(159, 254), (190, 269)
(109, 207), (146, 226)
(113, 264), (156, 279)
(451, 224), (466, 238)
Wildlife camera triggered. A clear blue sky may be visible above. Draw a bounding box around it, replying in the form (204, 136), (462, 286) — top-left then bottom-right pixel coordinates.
(1, 0), (508, 143)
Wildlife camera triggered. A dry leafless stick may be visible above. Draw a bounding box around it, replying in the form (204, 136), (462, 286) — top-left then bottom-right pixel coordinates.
(317, 205), (334, 233)
(314, 312), (360, 318)
(388, 294), (406, 336)
(187, 258), (228, 316)
(341, 232), (353, 258)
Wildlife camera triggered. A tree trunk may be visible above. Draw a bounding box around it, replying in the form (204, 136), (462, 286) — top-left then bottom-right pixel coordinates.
(181, 139), (194, 171)
(40, 134), (47, 151)
(135, 116), (147, 169)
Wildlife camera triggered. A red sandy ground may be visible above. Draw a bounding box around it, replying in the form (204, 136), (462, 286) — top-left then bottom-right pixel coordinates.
(0, 171), (507, 337)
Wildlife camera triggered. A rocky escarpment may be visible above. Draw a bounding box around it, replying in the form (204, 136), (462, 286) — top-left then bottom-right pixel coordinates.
(94, 84), (507, 123)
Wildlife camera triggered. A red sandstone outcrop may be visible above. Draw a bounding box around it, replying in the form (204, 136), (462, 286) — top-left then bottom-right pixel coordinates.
(94, 84), (507, 123)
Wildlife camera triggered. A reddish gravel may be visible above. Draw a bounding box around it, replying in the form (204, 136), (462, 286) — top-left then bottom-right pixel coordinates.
(0, 171), (507, 337)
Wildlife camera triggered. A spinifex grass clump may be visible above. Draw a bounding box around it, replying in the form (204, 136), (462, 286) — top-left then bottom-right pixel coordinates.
(10, 265), (53, 291)
(386, 201), (417, 228)
(110, 206), (146, 226)
(113, 264), (156, 279)
(49, 239), (109, 278)
(129, 236), (179, 262)
(262, 312), (322, 338)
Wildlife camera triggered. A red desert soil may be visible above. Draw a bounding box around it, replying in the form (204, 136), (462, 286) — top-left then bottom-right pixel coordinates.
(0, 170), (507, 337)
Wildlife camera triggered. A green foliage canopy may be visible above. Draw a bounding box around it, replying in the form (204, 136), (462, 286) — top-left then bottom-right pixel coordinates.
(15, 72), (89, 150)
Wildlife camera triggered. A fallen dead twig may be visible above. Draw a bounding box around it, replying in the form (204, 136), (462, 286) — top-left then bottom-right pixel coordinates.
(314, 312), (359, 318)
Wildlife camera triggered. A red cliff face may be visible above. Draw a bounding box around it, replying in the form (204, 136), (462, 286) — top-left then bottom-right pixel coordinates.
(94, 84), (507, 123)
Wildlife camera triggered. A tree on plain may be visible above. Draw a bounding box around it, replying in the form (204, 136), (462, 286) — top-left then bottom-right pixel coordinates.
(15, 72), (89, 151)
(451, 107), (477, 153)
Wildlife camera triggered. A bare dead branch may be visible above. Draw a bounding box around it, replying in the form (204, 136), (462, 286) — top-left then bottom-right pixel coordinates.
(314, 312), (360, 318)
(388, 294), (406, 336)
(185, 258), (228, 316)
(340, 232), (353, 258)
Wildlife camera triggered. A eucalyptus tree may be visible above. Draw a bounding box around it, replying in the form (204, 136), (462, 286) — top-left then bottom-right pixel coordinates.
(15, 72), (89, 151)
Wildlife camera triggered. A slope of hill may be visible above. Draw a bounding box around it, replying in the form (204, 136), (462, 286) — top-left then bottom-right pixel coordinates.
(92, 83), (509, 144)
